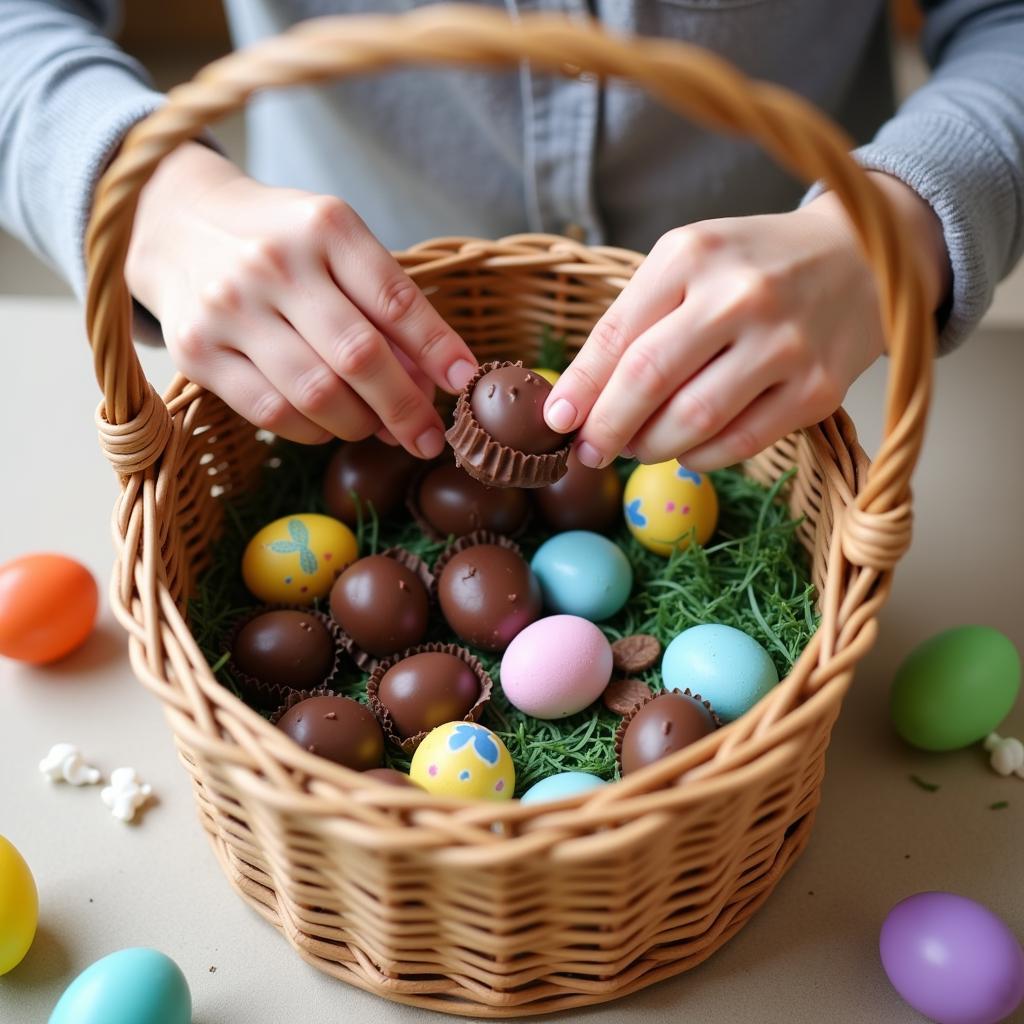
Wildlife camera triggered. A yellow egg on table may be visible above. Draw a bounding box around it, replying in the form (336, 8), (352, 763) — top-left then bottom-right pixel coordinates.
(531, 367), (561, 386)
(241, 513), (357, 604)
(410, 722), (515, 800)
(623, 462), (718, 557)
(0, 835), (38, 975)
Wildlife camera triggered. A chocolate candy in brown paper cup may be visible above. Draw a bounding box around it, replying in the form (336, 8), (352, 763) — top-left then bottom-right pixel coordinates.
(367, 642), (493, 755)
(271, 688), (385, 771)
(329, 547), (434, 672)
(225, 606), (344, 711)
(614, 689), (722, 776)
(406, 459), (530, 542)
(445, 360), (571, 488)
(432, 531), (542, 653)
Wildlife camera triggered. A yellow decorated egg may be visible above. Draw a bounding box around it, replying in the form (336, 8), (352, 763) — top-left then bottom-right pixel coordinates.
(623, 462), (718, 557)
(531, 367), (561, 386)
(242, 514), (357, 604)
(410, 722), (514, 801)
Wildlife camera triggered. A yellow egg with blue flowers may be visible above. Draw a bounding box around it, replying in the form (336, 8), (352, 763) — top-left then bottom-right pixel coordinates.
(242, 513), (358, 605)
(623, 462), (718, 557)
(410, 722), (515, 800)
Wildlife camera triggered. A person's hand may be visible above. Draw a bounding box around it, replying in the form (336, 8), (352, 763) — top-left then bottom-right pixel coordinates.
(125, 143), (478, 457)
(544, 172), (950, 470)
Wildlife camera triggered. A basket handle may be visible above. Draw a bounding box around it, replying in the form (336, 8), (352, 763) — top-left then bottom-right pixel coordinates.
(85, 4), (932, 569)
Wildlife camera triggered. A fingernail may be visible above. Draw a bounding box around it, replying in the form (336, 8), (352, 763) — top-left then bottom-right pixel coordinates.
(620, 443), (634, 458)
(446, 359), (477, 392)
(546, 398), (577, 432)
(415, 427), (445, 459)
(575, 441), (604, 469)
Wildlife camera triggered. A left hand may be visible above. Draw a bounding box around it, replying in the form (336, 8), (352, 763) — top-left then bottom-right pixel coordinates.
(544, 173), (949, 470)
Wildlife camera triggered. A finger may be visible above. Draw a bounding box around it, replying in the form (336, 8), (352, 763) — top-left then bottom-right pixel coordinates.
(572, 299), (733, 468)
(315, 200), (477, 392)
(675, 381), (803, 472)
(627, 336), (788, 465)
(235, 316), (381, 442)
(543, 229), (707, 434)
(282, 280), (448, 459)
(201, 350), (333, 445)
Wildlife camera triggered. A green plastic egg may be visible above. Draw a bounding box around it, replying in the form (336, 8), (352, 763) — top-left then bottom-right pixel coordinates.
(890, 626), (1021, 750)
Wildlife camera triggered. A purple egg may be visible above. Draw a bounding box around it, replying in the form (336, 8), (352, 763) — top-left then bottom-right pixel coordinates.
(880, 892), (1024, 1024)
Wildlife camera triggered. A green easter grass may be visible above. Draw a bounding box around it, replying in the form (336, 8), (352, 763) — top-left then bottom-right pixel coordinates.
(188, 439), (819, 796)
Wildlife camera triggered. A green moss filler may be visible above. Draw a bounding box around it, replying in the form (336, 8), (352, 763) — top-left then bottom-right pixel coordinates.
(189, 442), (819, 795)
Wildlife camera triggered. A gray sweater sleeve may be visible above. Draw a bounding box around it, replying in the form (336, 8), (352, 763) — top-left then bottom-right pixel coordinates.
(0, 1), (162, 296)
(816, 0), (1024, 352)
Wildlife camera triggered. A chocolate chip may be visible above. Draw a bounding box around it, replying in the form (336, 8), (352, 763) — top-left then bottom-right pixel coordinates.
(611, 634), (661, 674)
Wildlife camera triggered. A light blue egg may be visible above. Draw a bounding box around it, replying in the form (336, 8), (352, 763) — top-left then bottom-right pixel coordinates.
(662, 623), (779, 721)
(49, 948), (191, 1024)
(521, 771), (608, 804)
(530, 531), (633, 622)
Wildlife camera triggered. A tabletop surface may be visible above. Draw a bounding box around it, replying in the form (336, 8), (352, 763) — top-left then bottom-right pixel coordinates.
(1, 296), (1022, 1024)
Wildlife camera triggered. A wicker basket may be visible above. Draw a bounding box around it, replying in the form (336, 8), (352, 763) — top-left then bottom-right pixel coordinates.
(84, 7), (933, 1017)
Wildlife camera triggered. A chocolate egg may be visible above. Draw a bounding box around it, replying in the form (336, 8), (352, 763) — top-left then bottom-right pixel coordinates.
(619, 692), (717, 774)
(322, 438), (417, 525)
(232, 610), (334, 689)
(535, 453), (623, 533)
(417, 463), (529, 538)
(470, 364), (563, 454)
(276, 695), (384, 770)
(329, 554), (429, 658)
(364, 767), (422, 788)
(437, 544), (542, 652)
(377, 651), (481, 738)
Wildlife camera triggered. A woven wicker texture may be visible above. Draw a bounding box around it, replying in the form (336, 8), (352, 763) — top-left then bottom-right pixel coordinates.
(83, 7), (934, 1016)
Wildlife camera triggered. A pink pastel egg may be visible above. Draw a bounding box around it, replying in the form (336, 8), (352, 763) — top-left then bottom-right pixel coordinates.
(499, 615), (613, 719)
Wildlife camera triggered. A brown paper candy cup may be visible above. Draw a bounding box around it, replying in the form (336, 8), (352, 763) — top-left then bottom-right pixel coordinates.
(366, 641), (493, 755)
(444, 360), (571, 489)
(223, 606), (343, 712)
(334, 547), (435, 673)
(613, 688), (722, 775)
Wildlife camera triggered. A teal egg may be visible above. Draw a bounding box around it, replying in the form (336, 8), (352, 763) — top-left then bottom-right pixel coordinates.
(521, 772), (607, 804)
(890, 626), (1021, 751)
(49, 948), (191, 1024)
(662, 623), (779, 721)
(529, 531), (633, 622)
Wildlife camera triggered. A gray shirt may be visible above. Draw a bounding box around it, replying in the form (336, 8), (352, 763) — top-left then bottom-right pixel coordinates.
(2, 0), (1023, 351)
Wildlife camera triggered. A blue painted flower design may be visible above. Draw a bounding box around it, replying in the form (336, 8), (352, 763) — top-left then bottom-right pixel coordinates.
(676, 466), (702, 485)
(625, 498), (647, 527)
(268, 518), (318, 575)
(448, 723), (499, 766)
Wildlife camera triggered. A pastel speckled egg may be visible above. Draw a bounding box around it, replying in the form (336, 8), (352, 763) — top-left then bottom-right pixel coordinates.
(530, 531), (633, 622)
(242, 513), (357, 605)
(0, 835), (37, 975)
(500, 615), (613, 719)
(521, 771), (607, 804)
(623, 462), (718, 557)
(662, 623), (779, 721)
(531, 367), (561, 386)
(880, 892), (1024, 1024)
(48, 948), (191, 1024)
(890, 626), (1021, 751)
(410, 722), (514, 800)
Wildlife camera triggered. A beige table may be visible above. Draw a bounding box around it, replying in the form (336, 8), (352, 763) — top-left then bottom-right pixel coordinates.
(1, 296), (1022, 1024)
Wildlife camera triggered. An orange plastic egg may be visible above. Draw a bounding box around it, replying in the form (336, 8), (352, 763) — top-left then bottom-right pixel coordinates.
(0, 554), (98, 664)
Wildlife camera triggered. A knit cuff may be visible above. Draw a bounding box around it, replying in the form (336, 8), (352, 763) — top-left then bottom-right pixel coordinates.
(803, 111), (1020, 353)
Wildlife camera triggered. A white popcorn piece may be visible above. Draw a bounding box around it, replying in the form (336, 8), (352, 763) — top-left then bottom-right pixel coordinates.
(983, 732), (1024, 779)
(38, 743), (101, 786)
(101, 767), (154, 823)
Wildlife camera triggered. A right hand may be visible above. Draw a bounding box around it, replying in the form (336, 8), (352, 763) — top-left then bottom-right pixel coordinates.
(125, 143), (477, 457)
